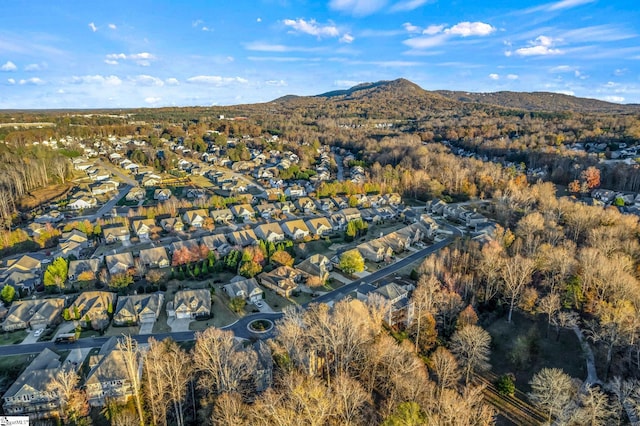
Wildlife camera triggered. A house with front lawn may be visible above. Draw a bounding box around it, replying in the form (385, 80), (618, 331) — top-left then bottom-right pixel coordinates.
(2, 298), (65, 331)
(160, 217), (184, 233)
(68, 196), (97, 210)
(224, 277), (263, 303)
(210, 208), (233, 224)
(67, 291), (115, 330)
(295, 254), (332, 283)
(131, 219), (157, 240)
(357, 241), (393, 263)
(257, 266), (300, 297)
(295, 197), (316, 214)
(113, 292), (164, 326)
(230, 204), (256, 221)
(0, 254), (42, 294)
(229, 229), (258, 247)
(166, 289), (211, 319)
(255, 203), (277, 219)
(138, 247), (170, 269)
(125, 186), (146, 201)
(153, 188), (172, 201)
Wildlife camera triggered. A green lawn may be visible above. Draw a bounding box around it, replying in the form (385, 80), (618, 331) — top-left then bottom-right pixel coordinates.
(289, 291), (314, 306)
(79, 329), (101, 339)
(0, 354), (33, 393)
(0, 330), (27, 345)
(261, 288), (292, 312)
(206, 293), (240, 328)
(486, 311), (586, 394)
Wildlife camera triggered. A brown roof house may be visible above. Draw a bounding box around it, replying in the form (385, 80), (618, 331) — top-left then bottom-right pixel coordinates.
(67, 291), (116, 330)
(2, 348), (63, 419)
(160, 217), (185, 232)
(296, 254), (332, 283)
(0, 254), (42, 293)
(257, 266), (301, 297)
(305, 217), (333, 237)
(103, 224), (130, 244)
(254, 222), (285, 243)
(138, 247), (170, 269)
(281, 219), (310, 241)
(67, 258), (101, 282)
(113, 292), (164, 326)
(2, 298), (65, 331)
(357, 240), (393, 263)
(229, 229), (258, 247)
(230, 204), (256, 221)
(131, 218), (158, 240)
(85, 337), (139, 407)
(183, 209), (208, 228)
(224, 276), (264, 303)
(166, 289), (211, 320)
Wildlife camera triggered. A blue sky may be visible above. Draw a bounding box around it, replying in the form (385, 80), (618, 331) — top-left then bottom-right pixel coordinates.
(0, 0), (638, 108)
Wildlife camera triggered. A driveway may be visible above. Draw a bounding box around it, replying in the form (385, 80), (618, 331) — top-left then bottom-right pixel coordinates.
(257, 301), (275, 314)
(139, 321), (155, 334)
(64, 348), (93, 371)
(167, 318), (192, 332)
(54, 321), (76, 339)
(20, 329), (43, 344)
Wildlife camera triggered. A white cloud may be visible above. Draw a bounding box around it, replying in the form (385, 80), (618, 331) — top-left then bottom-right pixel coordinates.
(7, 78), (15, 84)
(244, 42), (323, 52)
(165, 78), (180, 85)
(265, 79), (287, 86)
(614, 68), (628, 76)
(552, 90), (575, 96)
(423, 24), (445, 35)
(108, 23), (117, 30)
(105, 52), (156, 66)
(257, 17), (262, 23)
(130, 75), (164, 86)
(445, 22), (495, 37)
(283, 19), (340, 38)
(489, 73), (500, 80)
(340, 33), (355, 43)
(329, 0), (387, 16)
(1, 61), (17, 71)
(70, 75), (122, 86)
(186, 76), (249, 85)
(403, 22), (421, 33)
(145, 97), (162, 104)
(391, 0), (430, 12)
(547, 0), (595, 11)
(88, 22), (97, 32)
(514, 36), (562, 56)
(403, 33), (449, 49)
(24, 63), (45, 71)
(603, 95), (624, 103)
(192, 20), (203, 28)
(507, 74), (519, 80)
(334, 79), (362, 87)
(202, 26), (212, 32)
(19, 77), (45, 85)
(550, 65), (573, 72)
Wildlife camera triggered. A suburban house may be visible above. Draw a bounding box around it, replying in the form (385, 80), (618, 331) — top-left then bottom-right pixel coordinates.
(275, 201), (296, 215)
(166, 289), (211, 319)
(138, 247), (170, 269)
(360, 208), (382, 224)
(210, 208), (233, 224)
(112, 292), (164, 326)
(183, 209), (209, 228)
(0, 254), (42, 293)
(2, 298), (65, 331)
(305, 217), (333, 237)
(85, 337), (138, 407)
(160, 217), (185, 232)
(125, 186), (146, 201)
(58, 229), (89, 258)
(68, 291), (116, 330)
(230, 204), (256, 221)
(201, 234), (230, 253)
(255, 203), (277, 219)
(295, 254), (332, 283)
(131, 219), (157, 240)
(91, 181), (118, 196)
(281, 219), (310, 241)
(357, 240), (394, 263)
(153, 188), (172, 201)
(102, 224), (130, 244)
(384, 193), (402, 206)
(295, 197), (316, 214)
(284, 184), (306, 198)
(229, 229), (258, 247)
(329, 213), (348, 231)
(142, 175), (161, 187)
(105, 252), (135, 276)
(257, 266), (300, 297)
(331, 196), (349, 210)
(67, 258), (101, 282)
(223, 277), (264, 303)
(358, 282), (414, 328)
(169, 239), (200, 254)
(67, 196), (97, 210)
(314, 198), (334, 212)
(254, 222), (286, 243)
(2, 348), (63, 419)
(338, 208), (362, 222)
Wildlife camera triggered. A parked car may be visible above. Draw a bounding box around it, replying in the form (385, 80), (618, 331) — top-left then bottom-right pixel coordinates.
(255, 301), (264, 308)
(33, 329), (44, 337)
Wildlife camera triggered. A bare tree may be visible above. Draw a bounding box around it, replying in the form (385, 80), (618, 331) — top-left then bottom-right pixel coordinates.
(570, 385), (617, 426)
(118, 335), (144, 425)
(159, 340), (193, 426)
(499, 255), (535, 323)
(430, 346), (461, 395)
(143, 337), (169, 426)
(528, 367), (576, 423)
(537, 292), (561, 337)
(47, 368), (89, 425)
(211, 392), (250, 426)
(450, 325), (492, 384)
(332, 373), (371, 426)
(193, 327), (257, 398)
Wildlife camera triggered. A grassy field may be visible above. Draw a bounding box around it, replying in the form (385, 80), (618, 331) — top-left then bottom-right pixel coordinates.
(188, 175), (215, 188)
(17, 183), (72, 210)
(0, 330), (27, 345)
(485, 311), (586, 394)
(0, 354), (34, 395)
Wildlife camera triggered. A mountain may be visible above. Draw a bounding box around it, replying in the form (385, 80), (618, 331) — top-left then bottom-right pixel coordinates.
(435, 90), (640, 114)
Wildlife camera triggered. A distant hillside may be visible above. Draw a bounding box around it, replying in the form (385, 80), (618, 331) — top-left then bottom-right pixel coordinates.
(435, 90), (640, 114)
